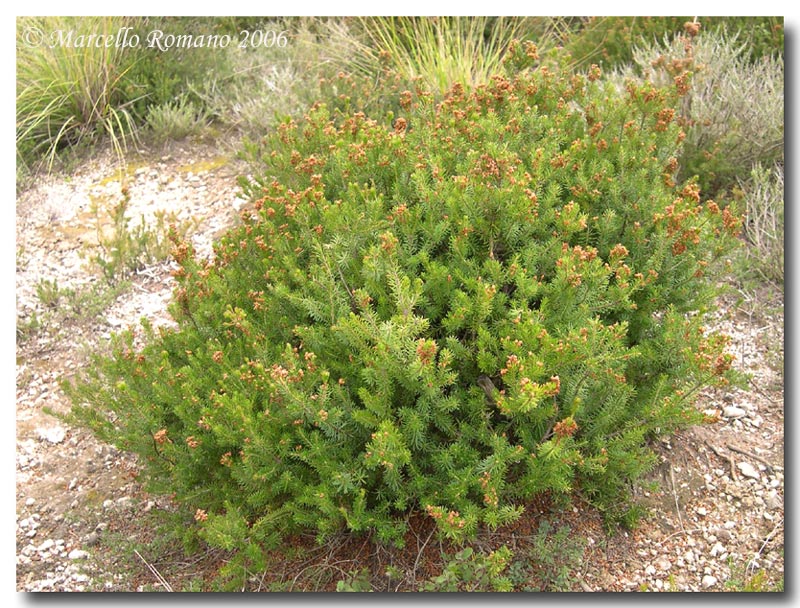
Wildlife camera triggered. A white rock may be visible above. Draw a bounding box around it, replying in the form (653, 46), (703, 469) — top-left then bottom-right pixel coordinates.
(737, 462), (760, 479)
(25, 497), (35, 506)
(723, 406), (746, 418)
(37, 426), (66, 444)
(724, 520), (736, 529)
(37, 539), (55, 553)
(710, 542), (726, 557)
(684, 551), (695, 563)
(696, 506), (708, 516)
(68, 549), (88, 560)
(701, 575), (718, 589)
(645, 565), (656, 576)
(765, 491), (782, 510)
(655, 557), (672, 571)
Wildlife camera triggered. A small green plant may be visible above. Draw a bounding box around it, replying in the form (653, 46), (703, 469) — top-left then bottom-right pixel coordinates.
(64, 59), (743, 562)
(516, 520), (585, 591)
(35, 278), (65, 309)
(17, 278), (127, 350)
(420, 546), (513, 592)
(145, 95), (208, 143)
(336, 569), (374, 592)
(89, 187), (191, 284)
(725, 554), (784, 592)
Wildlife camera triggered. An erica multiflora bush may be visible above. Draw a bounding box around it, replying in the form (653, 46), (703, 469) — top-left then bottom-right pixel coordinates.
(64, 57), (742, 556)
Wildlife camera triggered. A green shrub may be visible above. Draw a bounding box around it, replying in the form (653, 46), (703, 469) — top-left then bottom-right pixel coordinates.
(122, 16), (236, 119)
(614, 26), (784, 198)
(565, 17), (783, 72)
(145, 94), (208, 142)
(64, 60), (742, 558)
(188, 18), (321, 137)
(419, 546), (514, 592)
(736, 163), (784, 287)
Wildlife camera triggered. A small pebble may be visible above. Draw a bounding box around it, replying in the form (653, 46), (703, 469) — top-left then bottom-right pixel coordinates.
(765, 492), (782, 510)
(723, 406), (746, 418)
(702, 575), (718, 589)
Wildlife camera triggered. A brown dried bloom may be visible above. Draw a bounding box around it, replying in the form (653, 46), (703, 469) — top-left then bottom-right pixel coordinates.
(684, 21), (701, 37)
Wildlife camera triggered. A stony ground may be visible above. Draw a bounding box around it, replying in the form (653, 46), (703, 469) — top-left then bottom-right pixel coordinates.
(15, 140), (784, 592)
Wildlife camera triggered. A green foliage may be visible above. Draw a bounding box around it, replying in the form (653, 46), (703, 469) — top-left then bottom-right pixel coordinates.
(16, 16), (244, 171)
(349, 17), (533, 95)
(616, 26), (784, 198)
(17, 278), (127, 349)
(64, 62), (742, 557)
(336, 569), (374, 592)
(145, 94), (208, 143)
(89, 187), (193, 284)
(420, 546), (514, 592)
(564, 17), (783, 71)
(336, 544), (519, 592)
(725, 553), (784, 592)
(16, 16), (143, 172)
(507, 519), (585, 591)
(735, 163), (784, 287)
(122, 17), (236, 118)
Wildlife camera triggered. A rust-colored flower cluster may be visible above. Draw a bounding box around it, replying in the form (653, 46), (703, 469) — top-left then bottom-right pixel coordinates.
(425, 505), (466, 529)
(553, 416), (578, 439)
(416, 339), (438, 366)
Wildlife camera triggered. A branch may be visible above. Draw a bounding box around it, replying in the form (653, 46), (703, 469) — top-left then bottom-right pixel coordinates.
(134, 549), (173, 592)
